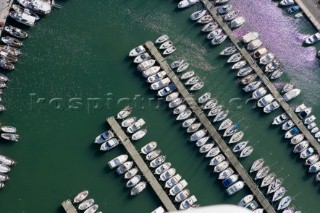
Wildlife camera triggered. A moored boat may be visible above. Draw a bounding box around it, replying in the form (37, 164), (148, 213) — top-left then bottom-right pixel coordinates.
(140, 141), (157, 154)
(250, 158), (264, 173)
(78, 199), (94, 210)
(131, 181), (147, 196)
(239, 146), (253, 158)
(1, 133), (19, 141)
(74, 190), (89, 203)
(117, 106), (132, 120)
(129, 45), (145, 57)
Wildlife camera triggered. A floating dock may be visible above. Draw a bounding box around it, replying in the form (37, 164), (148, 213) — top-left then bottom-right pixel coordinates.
(144, 41), (276, 213)
(294, 0), (320, 32)
(61, 200), (78, 213)
(0, 0), (13, 36)
(200, 0), (320, 155)
(107, 116), (177, 212)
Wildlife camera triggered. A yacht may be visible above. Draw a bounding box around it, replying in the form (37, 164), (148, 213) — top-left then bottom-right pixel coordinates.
(190, 10), (207, 21)
(214, 161), (229, 173)
(252, 87), (267, 99)
(284, 127), (299, 138)
(1, 133), (19, 141)
(127, 118), (145, 133)
(140, 141), (157, 154)
(187, 123), (201, 133)
(267, 178), (282, 194)
(134, 52), (151, 64)
(155, 162), (171, 175)
(207, 104), (223, 116)
(222, 174), (239, 187)
(159, 40), (173, 50)
(175, 189), (190, 202)
(142, 66), (161, 78)
(272, 113), (288, 125)
(0, 173), (9, 182)
(100, 138), (119, 151)
(240, 74), (258, 85)
(1, 126), (16, 133)
(150, 155), (166, 168)
(218, 168), (234, 180)
(131, 129), (147, 140)
(108, 154), (128, 169)
(257, 94), (274, 107)
(126, 175), (141, 188)
(84, 204), (98, 213)
(309, 161), (320, 173)
(242, 32), (259, 43)
(163, 46), (176, 55)
(190, 129), (207, 141)
(211, 34), (227, 45)
(150, 77), (171, 90)
(218, 118), (233, 130)
(146, 150), (161, 161)
(157, 83), (176, 97)
(138, 59), (156, 71)
(305, 154), (319, 166)
(124, 167), (139, 179)
(166, 92), (179, 102)
(207, 29), (223, 40)
(160, 168), (176, 181)
(73, 190), (89, 203)
(155, 34), (169, 44)
(265, 59), (281, 73)
(1, 36), (23, 48)
(131, 181), (147, 196)
(197, 92), (211, 104)
(174, 105), (187, 115)
(227, 53), (242, 63)
(170, 59), (184, 69)
(229, 131), (244, 144)
(237, 67), (253, 77)
(0, 164), (10, 173)
(12, 3), (40, 20)
(298, 107), (312, 119)
(9, 11), (36, 27)
(300, 147), (314, 159)
(253, 46), (268, 58)
(272, 187), (286, 202)
(169, 97), (183, 108)
(238, 194), (254, 207)
(239, 145), (253, 158)
(206, 147), (221, 158)
(177, 0), (199, 9)
(247, 39), (263, 51)
(121, 117), (136, 128)
(224, 10), (239, 21)
(223, 124), (240, 137)
(293, 141), (309, 153)
(263, 101), (280, 113)
(304, 115), (316, 125)
(180, 70), (195, 80)
(179, 195), (197, 210)
(290, 134), (304, 145)
(176, 109), (192, 120)
(283, 88), (301, 101)
(209, 154), (225, 166)
(213, 110), (229, 122)
(199, 143), (214, 153)
(231, 60), (247, 70)
(250, 158), (264, 173)
(17, 0), (52, 14)
(177, 63), (189, 73)
(129, 45), (146, 57)
(202, 21), (219, 32)
(218, 4), (232, 14)
(282, 120), (294, 131)
(230, 16), (245, 29)
(304, 32), (320, 45)
(219, 46), (237, 56)
(232, 141), (248, 152)
(197, 15), (213, 24)
(165, 174), (182, 188)
(169, 180), (188, 196)
(201, 98), (218, 110)
(185, 76), (200, 85)
(261, 173), (275, 187)
(116, 161), (133, 175)
(226, 181), (244, 195)
(278, 196), (292, 210)
(117, 105), (132, 120)
(196, 136), (210, 147)
(243, 81), (262, 92)
(78, 199), (94, 210)
(260, 53), (275, 65)
(0, 155), (16, 166)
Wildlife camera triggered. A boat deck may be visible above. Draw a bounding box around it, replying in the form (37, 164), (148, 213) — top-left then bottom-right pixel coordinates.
(61, 200), (78, 213)
(200, 0), (320, 155)
(107, 116), (177, 212)
(0, 0), (13, 36)
(144, 41), (276, 213)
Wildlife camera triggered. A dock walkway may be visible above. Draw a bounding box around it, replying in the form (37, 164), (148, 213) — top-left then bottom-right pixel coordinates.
(200, 0), (320, 155)
(0, 0), (13, 36)
(145, 41), (276, 213)
(61, 200), (78, 213)
(107, 116), (177, 212)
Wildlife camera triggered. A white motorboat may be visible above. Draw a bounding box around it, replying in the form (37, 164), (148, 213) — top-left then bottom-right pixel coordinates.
(176, 109), (192, 120)
(272, 113), (288, 125)
(150, 77), (171, 90)
(173, 104), (187, 115)
(159, 40), (173, 50)
(0, 173), (9, 182)
(243, 81), (262, 92)
(180, 70), (195, 80)
(160, 168), (176, 181)
(155, 162), (171, 175)
(284, 127), (299, 139)
(163, 46), (176, 55)
(272, 187), (286, 202)
(239, 146), (253, 158)
(0, 126), (16, 133)
(255, 166), (269, 180)
(147, 71), (167, 84)
(201, 99), (218, 110)
(304, 115), (316, 125)
(165, 174), (182, 188)
(131, 181), (147, 196)
(229, 131), (244, 144)
(78, 199), (94, 210)
(187, 123), (201, 133)
(197, 15), (213, 24)
(253, 46), (268, 59)
(108, 154), (128, 169)
(305, 154), (319, 166)
(237, 67), (253, 77)
(124, 167), (139, 179)
(261, 172), (275, 187)
(179, 195), (197, 210)
(196, 136), (210, 147)
(277, 196), (292, 210)
(242, 32), (259, 44)
(185, 76), (200, 85)
(213, 110), (229, 123)
(308, 122), (317, 130)
(166, 92), (179, 102)
(207, 29), (223, 40)
(265, 59), (281, 73)
(222, 174), (239, 188)
(142, 66), (161, 78)
(0, 155), (16, 166)
(250, 158), (264, 173)
(155, 34), (169, 44)
(177, 0), (199, 9)
(140, 141), (157, 155)
(9, 11), (36, 26)
(209, 154), (225, 166)
(116, 161), (133, 175)
(230, 16), (245, 29)
(132, 129), (147, 140)
(219, 46), (237, 56)
(202, 21), (219, 32)
(304, 32), (320, 45)
(232, 141), (248, 152)
(117, 106), (132, 120)
(247, 39), (263, 52)
(0, 164), (10, 173)
(218, 118), (232, 130)
(227, 53), (242, 63)
(198, 92), (211, 104)
(240, 74), (258, 85)
(267, 178), (282, 194)
(177, 63), (189, 73)
(199, 143), (214, 153)
(231, 60), (247, 70)
(100, 138), (119, 151)
(138, 59), (156, 71)
(263, 101), (280, 113)
(215, 0), (230, 5)
(293, 141), (309, 153)
(190, 81), (204, 91)
(279, 0), (295, 6)
(224, 10), (239, 21)
(283, 88), (301, 101)
(150, 155), (166, 168)
(252, 87), (267, 99)
(290, 134), (304, 145)
(158, 83), (176, 97)
(126, 175), (141, 188)
(218, 4), (232, 14)
(127, 118), (145, 134)
(207, 105), (223, 117)
(190, 129), (207, 142)
(309, 161), (320, 173)
(17, 0), (51, 14)
(182, 117), (196, 128)
(73, 190), (89, 203)
(175, 189), (190, 202)
(300, 147), (314, 159)
(134, 53), (151, 64)
(211, 34), (227, 45)
(1, 36), (23, 48)
(282, 120), (294, 131)
(190, 10), (207, 21)
(238, 194), (254, 207)
(206, 147), (221, 158)
(223, 124), (240, 137)
(169, 179), (188, 196)
(84, 204), (98, 213)
(129, 45), (146, 57)
(226, 181), (244, 195)
(121, 117), (137, 128)
(214, 161), (229, 173)
(218, 168), (234, 180)
(282, 83), (295, 94)
(170, 59), (184, 69)
(1, 133), (19, 142)
(260, 53), (275, 65)
(146, 150), (161, 161)
(257, 94), (274, 107)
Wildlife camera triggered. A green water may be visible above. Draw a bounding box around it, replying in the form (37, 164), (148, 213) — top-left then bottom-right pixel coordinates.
(0, 0), (319, 212)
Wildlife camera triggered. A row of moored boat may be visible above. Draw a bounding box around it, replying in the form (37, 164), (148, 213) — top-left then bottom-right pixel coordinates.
(72, 190), (101, 213)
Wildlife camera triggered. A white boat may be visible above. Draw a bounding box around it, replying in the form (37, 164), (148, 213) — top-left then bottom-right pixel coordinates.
(223, 124), (240, 137)
(150, 77), (171, 90)
(12, 3), (40, 20)
(158, 83), (176, 97)
(117, 106), (132, 120)
(142, 66), (161, 78)
(187, 123), (201, 133)
(159, 40), (173, 50)
(132, 129), (147, 140)
(196, 136), (210, 147)
(252, 87), (267, 100)
(240, 74), (258, 85)
(185, 76), (200, 85)
(201, 99), (218, 110)
(215, 0), (230, 5)
(283, 88), (300, 101)
(179, 195), (197, 210)
(237, 67), (253, 77)
(170, 59), (184, 69)
(190, 129), (206, 141)
(163, 46), (176, 55)
(180, 71), (195, 80)
(206, 147), (221, 158)
(100, 138), (119, 151)
(176, 109), (192, 120)
(175, 189), (190, 202)
(309, 161), (320, 173)
(265, 59), (281, 73)
(131, 181), (147, 196)
(155, 35), (169, 44)
(160, 168), (176, 181)
(304, 32), (320, 45)
(134, 53), (151, 64)
(282, 83), (295, 94)
(232, 141), (248, 152)
(282, 120), (294, 131)
(238, 195), (254, 207)
(218, 4), (232, 14)
(207, 29), (223, 40)
(173, 104), (187, 115)
(224, 10), (239, 21)
(218, 167), (234, 180)
(213, 110), (229, 123)
(257, 94), (274, 107)
(73, 190), (89, 203)
(218, 118), (232, 130)
(202, 21), (219, 32)
(231, 60), (247, 70)
(285, 127), (299, 139)
(177, 0), (199, 9)
(305, 154), (319, 166)
(197, 15), (213, 24)
(278, 196), (292, 210)
(247, 39), (263, 52)
(166, 92), (179, 102)
(253, 47), (268, 59)
(242, 32), (259, 44)
(229, 131), (244, 144)
(199, 143), (214, 153)
(17, 0), (51, 14)
(300, 147), (314, 159)
(316, 172), (320, 182)
(214, 161), (229, 173)
(272, 113), (288, 125)
(207, 105), (223, 116)
(1, 126), (16, 134)
(260, 53), (275, 65)
(84, 204), (98, 213)
(121, 117), (136, 128)
(220, 46), (237, 56)
(279, 0), (295, 6)
(150, 155), (166, 168)
(0, 164), (10, 173)
(138, 59), (156, 72)
(226, 181), (244, 195)
(230, 16), (245, 29)
(129, 45), (146, 57)
(140, 141), (157, 154)
(177, 63), (189, 73)
(209, 154), (225, 166)
(190, 10), (207, 21)
(165, 174), (182, 188)
(147, 71), (167, 84)
(9, 11), (36, 27)
(243, 81), (262, 92)
(255, 166), (269, 180)
(155, 162), (171, 175)
(250, 158), (264, 173)
(116, 161), (133, 175)
(151, 207), (165, 213)
(108, 154), (128, 169)
(190, 81), (204, 91)
(290, 134), (304, 145)
(263, 101), (280, 113)
(304, 115), (316, 125)
(223, 174), (239, 188)
(261, 172), (275, 187)
(240, 146), (253, 158)
(198, 92), (211, 104)
(1, 133), (19, 142)
(211, 35), (227, 45)
(127, 118), (145, 133)
(169, 179), (188, 196)
(78, 199), (94, 210)
(146, 150), (161, 161)
(0, 174), (9, 182)
(227, 53), (242, 63)
(272, 187), (287, 202)
(124, 167), (139, 179)
(308, 122), (317, 130)
(267, 178), (282, 194)
(182, 117), (196, 128)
